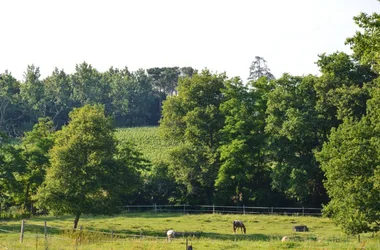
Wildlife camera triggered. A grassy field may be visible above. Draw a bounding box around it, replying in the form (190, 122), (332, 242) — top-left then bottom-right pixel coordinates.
(115, 126), (180, 163)
(1, 212), (379, 250)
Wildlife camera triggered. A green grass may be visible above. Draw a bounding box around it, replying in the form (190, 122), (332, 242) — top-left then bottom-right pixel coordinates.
(115, 126), (180, 163)
(1, 212), (380, 249)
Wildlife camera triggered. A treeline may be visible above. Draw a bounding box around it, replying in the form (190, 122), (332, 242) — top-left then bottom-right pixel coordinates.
(1, 6), (380, 234)
(0, 64), (196, 136)
(156, 54), (377, 207)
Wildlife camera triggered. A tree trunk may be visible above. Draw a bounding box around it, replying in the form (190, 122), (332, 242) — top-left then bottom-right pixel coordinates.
(23, 183), (30, 212)
(73, 213), (81, 230)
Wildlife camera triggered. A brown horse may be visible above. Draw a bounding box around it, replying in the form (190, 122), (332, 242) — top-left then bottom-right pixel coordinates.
(233, 220), (246, 234)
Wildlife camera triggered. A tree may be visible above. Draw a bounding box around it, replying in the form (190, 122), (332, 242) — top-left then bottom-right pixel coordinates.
(346, 6), (380, 74)
(147, 67), (180, 96)
(315, 52), (376, 128)
(20, 65), (46, 129)
(180, 67), (197, 78)
(216, 77), (272, 205)
(133, 162), (178, 204)
(160, 70), (226, 145)
(35, 105), (143, 229)
(0, 133), (23, 209)
(70, 62), (108, 106)
(0, 71), (23, 136)
(102, 67), (130, 124)
(167, 143), (214, 204)
(125, 69), (157, 126)
(316, 88), (380, 234)
(17, 118), (55, 213)
(43, 68), (73, 128)
(160, 70), (226, 203)
(248, 56), (274, 81)
(265, 74), (327, 205)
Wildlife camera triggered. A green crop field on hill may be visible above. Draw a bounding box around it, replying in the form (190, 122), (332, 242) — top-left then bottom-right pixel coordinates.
(1, 212), (379, 250)
(115, 126), (180, 163)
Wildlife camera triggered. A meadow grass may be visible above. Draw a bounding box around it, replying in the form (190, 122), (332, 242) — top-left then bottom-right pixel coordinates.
(1, 212), (380, 249)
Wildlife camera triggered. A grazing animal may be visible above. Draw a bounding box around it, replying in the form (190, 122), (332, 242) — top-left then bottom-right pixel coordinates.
(233, 220), (246, 234)
(167, 229), (175, 242)
(281, 236), (289, 242)
(293, 225), (309, 232)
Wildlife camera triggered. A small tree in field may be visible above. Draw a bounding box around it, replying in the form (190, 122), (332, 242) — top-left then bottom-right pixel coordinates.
(35, 104), (143, 229)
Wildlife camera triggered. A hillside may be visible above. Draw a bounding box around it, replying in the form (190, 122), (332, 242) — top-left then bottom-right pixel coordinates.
(115, 126), (180, 163)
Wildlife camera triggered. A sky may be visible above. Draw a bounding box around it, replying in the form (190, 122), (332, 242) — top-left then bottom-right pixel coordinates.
(1, 0), (380, 82)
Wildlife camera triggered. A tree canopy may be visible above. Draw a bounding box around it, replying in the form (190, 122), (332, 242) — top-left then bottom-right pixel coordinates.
(316, 89), (380, 234)
(35, 105), (143, 228)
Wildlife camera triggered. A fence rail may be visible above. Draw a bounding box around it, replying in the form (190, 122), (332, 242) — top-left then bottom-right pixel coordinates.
(123, 204), (322, 216)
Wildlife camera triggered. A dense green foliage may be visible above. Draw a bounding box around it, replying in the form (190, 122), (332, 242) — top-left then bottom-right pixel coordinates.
(315, 6), (380, 235)
(1, 2), (380, 236)
(316, 86), (380, 235)
(35, 105), (145, 228)
(216, 77), (272, 205)
(0, 65), (195, 136)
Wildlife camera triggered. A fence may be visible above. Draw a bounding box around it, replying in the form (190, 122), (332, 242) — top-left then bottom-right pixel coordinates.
(123, 204), (322, 216)
(1, 219), (172, 250)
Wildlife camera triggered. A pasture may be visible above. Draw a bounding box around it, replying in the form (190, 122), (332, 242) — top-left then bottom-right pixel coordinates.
(1, 212), (380, 249)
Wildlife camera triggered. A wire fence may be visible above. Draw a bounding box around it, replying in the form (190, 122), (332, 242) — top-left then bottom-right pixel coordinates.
(0, 220), (173, 250)
(0, 220), (358, 250)
(123, 204), (322, 216)
(0, 211), (364, 250)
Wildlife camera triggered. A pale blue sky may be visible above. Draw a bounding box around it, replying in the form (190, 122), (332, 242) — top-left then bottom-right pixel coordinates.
(1, 0), (379, 81)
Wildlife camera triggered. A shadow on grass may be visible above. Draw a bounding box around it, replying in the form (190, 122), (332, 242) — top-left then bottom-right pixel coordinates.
(0, 222), (71, 235)
(75, 227), (274, 242)
(200, 232), (271, 241)
(119, 212), (184, 219)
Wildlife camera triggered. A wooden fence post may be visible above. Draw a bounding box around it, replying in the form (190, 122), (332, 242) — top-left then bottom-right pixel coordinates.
(243, 205), (245, 215)
(79, 226), (83, 245)
(183, 204), (186, 214)
(36, 234), (39, 249)
(44, 221), (47, 240)
(213, 205), (215, 214)
(44, 220), (48, 250)
(20, 219), (25, 243)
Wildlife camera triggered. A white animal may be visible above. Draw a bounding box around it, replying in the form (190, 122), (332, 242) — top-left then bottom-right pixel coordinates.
(281, 236), (289, 242)
(167, 229), (175, 242)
